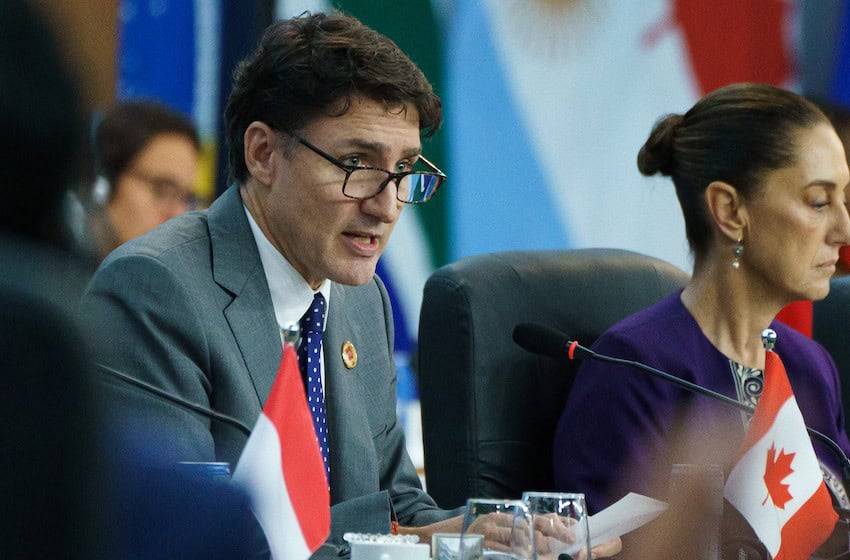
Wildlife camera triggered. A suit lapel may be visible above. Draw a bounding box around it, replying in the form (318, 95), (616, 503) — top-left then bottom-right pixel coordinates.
(324, 282), (382, 501)
(209, 185), (280, 405)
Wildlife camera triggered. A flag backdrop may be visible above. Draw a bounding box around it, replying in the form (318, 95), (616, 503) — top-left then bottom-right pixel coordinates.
(724, 350), (836, 559)
(446, 0), (795, 274)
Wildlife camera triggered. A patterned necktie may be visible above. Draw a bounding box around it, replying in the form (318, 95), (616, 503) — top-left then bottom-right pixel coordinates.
(298, 293), (330, 483)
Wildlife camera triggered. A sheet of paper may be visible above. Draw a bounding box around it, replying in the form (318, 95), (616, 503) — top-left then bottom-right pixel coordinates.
(587, 492), (668, 548)
(562, 492), (668, 556)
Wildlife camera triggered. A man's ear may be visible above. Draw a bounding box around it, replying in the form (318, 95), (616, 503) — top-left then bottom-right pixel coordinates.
(244, 121), (276, 187)
(705, 180), (748, 241)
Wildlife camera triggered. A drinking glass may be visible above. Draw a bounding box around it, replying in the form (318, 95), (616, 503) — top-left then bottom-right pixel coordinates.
(460, 498), (531, 560)
(433, 533), (485, 560)
(520, 492), (590, 560)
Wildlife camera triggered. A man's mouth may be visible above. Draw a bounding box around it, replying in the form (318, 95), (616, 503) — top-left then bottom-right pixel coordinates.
(342, 231), (380, 255)
(345, 233), (377, 244)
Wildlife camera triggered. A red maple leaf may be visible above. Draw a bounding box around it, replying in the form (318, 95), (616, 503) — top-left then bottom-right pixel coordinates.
(762, 442), (795, 509)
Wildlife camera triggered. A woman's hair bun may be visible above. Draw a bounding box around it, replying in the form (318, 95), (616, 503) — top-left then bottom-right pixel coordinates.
(637, 113), (683, 177)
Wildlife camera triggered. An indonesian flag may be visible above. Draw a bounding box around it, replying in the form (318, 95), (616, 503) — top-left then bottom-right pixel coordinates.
(724, 350), (836, 559)
(232, 342), (331, 559)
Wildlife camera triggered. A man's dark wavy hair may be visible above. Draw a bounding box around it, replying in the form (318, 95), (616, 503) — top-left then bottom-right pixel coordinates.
(224, 11), (442, 184)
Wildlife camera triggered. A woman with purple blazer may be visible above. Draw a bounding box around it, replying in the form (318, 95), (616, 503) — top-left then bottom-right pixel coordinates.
(554, 84), (850, 538)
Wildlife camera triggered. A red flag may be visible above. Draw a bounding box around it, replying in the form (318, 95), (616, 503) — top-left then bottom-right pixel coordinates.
(724, 350), (836, 559)
(232, 342), (331, 559)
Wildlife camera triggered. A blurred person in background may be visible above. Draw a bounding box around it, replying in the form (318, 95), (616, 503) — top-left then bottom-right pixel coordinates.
(88, 99), (200, 260)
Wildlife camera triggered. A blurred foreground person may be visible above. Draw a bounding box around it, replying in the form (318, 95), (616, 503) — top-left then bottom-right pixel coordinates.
(0, 1), (262, 558)
(89, 99), (200, 260)
(554, 83), (850, 556)
(0, 0), (102, 556)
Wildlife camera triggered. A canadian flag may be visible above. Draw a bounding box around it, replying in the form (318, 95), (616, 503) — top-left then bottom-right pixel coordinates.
(724, 350), (837, 559)
(232, 342), (331, 559)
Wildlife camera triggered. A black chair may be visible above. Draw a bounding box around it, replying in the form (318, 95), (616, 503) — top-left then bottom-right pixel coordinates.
(417, 248), (690, 509)
(814, 275), (850, 431)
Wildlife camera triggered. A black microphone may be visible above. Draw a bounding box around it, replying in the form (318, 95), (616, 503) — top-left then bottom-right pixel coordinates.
(95, 362), (253, 437)
(512, 322), (596, 361)
(512, 322), (850, 481)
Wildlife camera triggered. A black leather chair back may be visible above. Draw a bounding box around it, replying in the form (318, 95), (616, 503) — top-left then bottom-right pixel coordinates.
(814, 275), (850, 430)
(417, 248), (690, 508)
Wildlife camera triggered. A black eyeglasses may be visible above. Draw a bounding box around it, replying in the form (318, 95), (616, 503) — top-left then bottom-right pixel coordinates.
(294, 135), (446, 204)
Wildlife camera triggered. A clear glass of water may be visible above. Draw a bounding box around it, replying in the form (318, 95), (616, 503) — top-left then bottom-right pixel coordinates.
(520, 491), (590, 560)
(461, 498), (531, 559)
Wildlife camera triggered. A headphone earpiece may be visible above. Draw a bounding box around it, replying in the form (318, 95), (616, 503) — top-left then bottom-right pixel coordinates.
(92, 175), (110, 206)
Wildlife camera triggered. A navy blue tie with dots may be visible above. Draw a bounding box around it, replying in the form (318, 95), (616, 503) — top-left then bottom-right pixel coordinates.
(298, 293), (330, 483)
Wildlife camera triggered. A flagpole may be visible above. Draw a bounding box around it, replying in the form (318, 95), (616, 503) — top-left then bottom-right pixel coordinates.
(725, 328), (841, 559)
(761, 328), (850, 483)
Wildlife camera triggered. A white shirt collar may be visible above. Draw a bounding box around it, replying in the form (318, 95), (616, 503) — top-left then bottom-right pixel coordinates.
(243, 205), (331, 333)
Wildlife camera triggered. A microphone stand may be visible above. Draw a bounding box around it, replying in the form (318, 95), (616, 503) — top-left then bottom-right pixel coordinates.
(95, 362), (253, 437)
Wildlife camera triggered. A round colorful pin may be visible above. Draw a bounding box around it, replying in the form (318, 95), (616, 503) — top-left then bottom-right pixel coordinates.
(341, 341), (357, 369)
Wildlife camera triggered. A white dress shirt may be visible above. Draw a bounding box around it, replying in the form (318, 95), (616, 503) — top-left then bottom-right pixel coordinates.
(244, 205), (331, 386)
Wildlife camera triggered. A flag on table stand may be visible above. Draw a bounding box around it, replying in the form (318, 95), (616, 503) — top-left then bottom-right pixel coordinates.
(232, 341), (330, 559)
(724, 337), (836, 560)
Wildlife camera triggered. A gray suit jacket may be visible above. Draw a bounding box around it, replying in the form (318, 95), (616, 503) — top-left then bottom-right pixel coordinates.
(82, 186), (453, 549)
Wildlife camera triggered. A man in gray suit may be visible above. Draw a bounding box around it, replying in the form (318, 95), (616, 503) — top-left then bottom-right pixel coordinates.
(83, 11), (462, 556)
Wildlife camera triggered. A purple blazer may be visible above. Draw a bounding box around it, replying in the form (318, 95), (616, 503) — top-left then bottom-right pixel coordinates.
(552, 291), (850, 512)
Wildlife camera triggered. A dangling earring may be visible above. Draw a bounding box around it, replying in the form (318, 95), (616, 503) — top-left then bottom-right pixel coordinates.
(732, 237), (744, 270)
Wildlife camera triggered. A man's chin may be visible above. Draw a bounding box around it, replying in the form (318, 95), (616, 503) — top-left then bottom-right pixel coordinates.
(329, 262), (379, 287)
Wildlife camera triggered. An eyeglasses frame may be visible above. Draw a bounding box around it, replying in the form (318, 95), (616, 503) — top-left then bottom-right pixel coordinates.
(292, 134), (446, 204)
